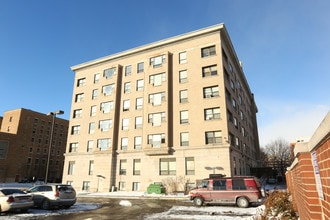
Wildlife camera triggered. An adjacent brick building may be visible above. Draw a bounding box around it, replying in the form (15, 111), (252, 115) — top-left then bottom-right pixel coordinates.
(0, 108), (68, 182)
(62, 23), (260, 192)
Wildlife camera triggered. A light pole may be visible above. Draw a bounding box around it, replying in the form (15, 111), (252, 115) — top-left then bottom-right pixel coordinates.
(45, 110), (64, 184)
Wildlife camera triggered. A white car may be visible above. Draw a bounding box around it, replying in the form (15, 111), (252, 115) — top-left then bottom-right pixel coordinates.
(0, 188), (34, 213)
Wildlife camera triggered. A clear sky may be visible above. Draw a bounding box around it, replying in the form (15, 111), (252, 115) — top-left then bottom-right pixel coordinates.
(0, 0), (329, 147)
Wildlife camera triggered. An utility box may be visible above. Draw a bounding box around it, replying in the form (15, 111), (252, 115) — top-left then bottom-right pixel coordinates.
(147, 183), (165, 194)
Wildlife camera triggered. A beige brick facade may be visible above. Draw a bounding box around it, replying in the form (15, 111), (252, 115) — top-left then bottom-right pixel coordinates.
(63, 24), (260, 193)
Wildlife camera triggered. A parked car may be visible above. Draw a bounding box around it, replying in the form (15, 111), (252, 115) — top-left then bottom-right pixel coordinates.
(189, 176), (264, 208)
(0, 188), (34, 213)
(26, 184), (76, 210)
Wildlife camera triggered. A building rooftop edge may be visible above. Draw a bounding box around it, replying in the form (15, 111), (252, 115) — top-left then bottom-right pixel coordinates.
(71, 23), (225, 71)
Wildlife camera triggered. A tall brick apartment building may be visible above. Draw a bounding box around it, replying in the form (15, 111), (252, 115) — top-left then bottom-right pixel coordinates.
(0, 108), (68, 182)
(63, 23), (260, 192)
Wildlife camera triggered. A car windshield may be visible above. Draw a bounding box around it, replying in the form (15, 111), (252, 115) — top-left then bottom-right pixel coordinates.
(1, 189), (25, 195)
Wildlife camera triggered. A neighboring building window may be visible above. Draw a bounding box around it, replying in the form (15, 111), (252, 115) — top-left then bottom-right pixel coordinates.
(132, 182), (140, 191)
(148, 133), (165, 148)
(202, 65), (217, 77)
(149, 73), (166, 86)
(100, 101), (114, 113)
(205, 130), (222, 144)
(102, 84), (115, 96)
(179, 70), (187, 83)
(201, 45), (216, 57)
(204, 107), (221, 120)
(71, 125), (80, 135)
(124, 82), (131, 93)
(148, 112), (165, 126)
(149, 92), (166, 106)
(82, 181), (90, 191)
(119, 181), (126, 191)
(90, 105), (97, 116)
(97, 138), (111, 150)
(159, 158), (176, 175)
(136, 97), (143, 110)
(89, 122), (95, 134)
(123, 100), (130, 111)
(125, 65), (132, 76)
(99, 119), (112, 132)
(137, 62), (144, 73)
(179, 51), (187, 64)
(180, 110), (189, 124)
(232, 98), (237, 110)
(180, 132), (189, 146)
(92, 89), (98, 100)
(135, 116), (142, 129)
(121, 138), (128, 150)
(104, 67), (116, 79)
(69, 143), (78, 152)
(230, 80), (235, 90)
(120, 160), (127, 175)
(234, 117), (238, 128)
(122, 118), (129, 130)
(134, 136), (142, 150)
(179, 90), (188, 103)
(88, 160), (94, 175)
(77, 78), (86, 87)
(203, 86), (219, 98)
(87, 140), (93, 152)
(75, 93), (84, 102)
(133, 159), (141, 175)
(185, 157), (195, 175)
(136, 79), (144, 91)
(94, 73), (100, 84)
(68, 161), (75, 175)
(73, 109), (82, 118)
(150, 55), (166, 67)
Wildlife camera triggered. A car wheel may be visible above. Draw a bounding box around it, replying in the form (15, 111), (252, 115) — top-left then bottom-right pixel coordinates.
(42, 199), (51, 210)
(237, 197), (249, 208)
(193, 197), (204, 206)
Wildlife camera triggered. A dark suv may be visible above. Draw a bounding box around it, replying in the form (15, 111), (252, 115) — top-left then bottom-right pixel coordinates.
(189, 176), (263, 208)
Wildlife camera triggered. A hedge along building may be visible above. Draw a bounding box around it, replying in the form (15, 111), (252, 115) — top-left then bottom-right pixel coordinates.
(62, 23), (260, 193)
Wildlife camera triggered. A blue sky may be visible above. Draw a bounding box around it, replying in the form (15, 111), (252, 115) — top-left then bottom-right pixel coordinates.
(0, 0), (329, 146)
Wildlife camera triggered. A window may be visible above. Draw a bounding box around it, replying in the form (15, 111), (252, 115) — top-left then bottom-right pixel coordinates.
(180, 110), (189, 124)
(136, 97), (143, 110)
(179, 70), (187, 83)
(120, 160), (127, 175)
(99, 119), (112, 132)
(205, 130), (222, 144)
(230, 80), (235, 90)
(87, 140), (93, 152)
(71, 125), (80, 135)
(125, 65), (132, 76)
(89, 122), (95, 134)
(148, 133), (165, 148)
(137, 62), (144, 73)
(132, 182), (140, 191)
(149, 92), (165, 106)
(88, 160), (94, 175)
(233, 117), (238, 128)
(77, 78), (86, 87)
(92, 89), (98, 100)
(150, 55), (166, 67)
(232, 179), (247, 190)
(180, 132), (189, 146)
(185, 157), (195, 175)
(134, 136), (142, 149)
(213, 180), (227, 190)
(73, 109), (82, 118)
(136, 79), (144, 91)
(179, 52), (187, 64)
(82, 181), (90, 191)
(232, 98), (237, 110)
(97, 138), (111, 150)
(133, 159), (141, 175)
(179, 90), (188, 103)
(102, 84), (115, 96)
(148, 112), (165, 126)
(123, 100), (130, 111)
(101, 101), (114, 113)
(122, 118), (129, 130)
(202, 65), (217, 77)
(69, 143), (78, 152)
(68, 161), (75, 175)
(204, 107), (221, 120)
(104, 67), (116, 78)
(160, 158), (176, 175)
(124, 82), (131, 93)
(90, 105), (96, 116)
(75, 93), (84, 102)
(201, 45), (216, 57)
(119, 181), (126, 191)
(203, 86), (219, 98)
(149, 72), (166, 86)
(135, 116), (142, 129)
(121, 137), (128, 150)
(94, 73), (100, 84)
